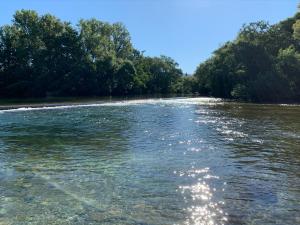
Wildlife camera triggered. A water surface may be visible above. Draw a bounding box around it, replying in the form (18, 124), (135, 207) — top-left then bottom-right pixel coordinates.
(0, 97), (299, 225)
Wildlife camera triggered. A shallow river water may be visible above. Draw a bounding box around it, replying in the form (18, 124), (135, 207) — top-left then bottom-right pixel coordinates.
(0, 97), (299, 225)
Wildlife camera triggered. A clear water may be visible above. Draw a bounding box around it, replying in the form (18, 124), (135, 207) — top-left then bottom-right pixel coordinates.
(0, 97), (299, 225)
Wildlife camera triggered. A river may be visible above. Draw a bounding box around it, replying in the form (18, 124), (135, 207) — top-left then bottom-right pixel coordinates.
(0, 97), (299, 225)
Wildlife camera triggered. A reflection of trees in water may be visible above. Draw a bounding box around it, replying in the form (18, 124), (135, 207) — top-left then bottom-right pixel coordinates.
(1, 106), (132, 162)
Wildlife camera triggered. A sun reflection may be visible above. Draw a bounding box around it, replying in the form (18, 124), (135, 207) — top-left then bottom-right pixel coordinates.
(176, 168), (227, 225)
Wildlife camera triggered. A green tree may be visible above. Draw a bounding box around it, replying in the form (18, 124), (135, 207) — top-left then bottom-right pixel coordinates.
(293, 20), (300, 41)
(277, 45), (300, 99)
(114, 60), (136, 94)
(194, 11), (300, 102)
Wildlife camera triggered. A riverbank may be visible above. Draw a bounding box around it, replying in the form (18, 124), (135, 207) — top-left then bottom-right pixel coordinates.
(0, 101), (101, 111)
(0, 98), (105, 110)
(0, 95), (196, 110)
(1, 95), (299, 111)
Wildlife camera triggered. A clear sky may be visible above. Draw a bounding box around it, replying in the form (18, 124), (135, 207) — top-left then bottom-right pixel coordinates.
(1, 0), (299, 74)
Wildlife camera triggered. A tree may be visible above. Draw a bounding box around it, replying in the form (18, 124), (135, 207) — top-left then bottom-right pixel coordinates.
(111, 23), (133, 59)
(114, 60), (136, 94)
(293, 20), (300, 41)
(0, 10), (187, 98)
(194, 11), (300, 102)
(276, 46), (300, 99)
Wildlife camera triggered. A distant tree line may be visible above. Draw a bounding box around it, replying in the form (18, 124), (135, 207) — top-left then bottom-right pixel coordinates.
(0, 10), (192, 98)
(1, 10), (300, 102)
(194, 11), (300, 102)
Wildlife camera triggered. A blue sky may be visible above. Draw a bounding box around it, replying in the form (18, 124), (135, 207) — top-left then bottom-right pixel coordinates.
(1, 0), (299, 74)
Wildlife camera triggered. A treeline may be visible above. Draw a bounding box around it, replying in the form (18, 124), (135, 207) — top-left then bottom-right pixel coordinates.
(0, 10), (192, 98)
(1, 10), (300, 102)
(194, 12), (300, 102)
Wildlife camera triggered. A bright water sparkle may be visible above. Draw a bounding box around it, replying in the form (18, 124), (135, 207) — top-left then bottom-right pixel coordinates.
(0, 97), (299, 225)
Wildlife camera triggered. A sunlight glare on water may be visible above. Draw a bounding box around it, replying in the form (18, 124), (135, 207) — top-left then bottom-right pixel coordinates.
(0, 97), (300, 225)
(175, 167), (227, 225)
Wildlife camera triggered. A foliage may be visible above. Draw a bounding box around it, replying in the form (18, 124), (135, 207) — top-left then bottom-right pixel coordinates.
(194, 12), (300, 102)
(0, 10), (184, 98)
(2, 9), (300, 102)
